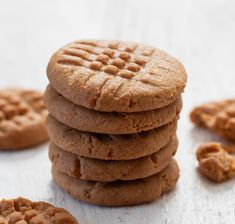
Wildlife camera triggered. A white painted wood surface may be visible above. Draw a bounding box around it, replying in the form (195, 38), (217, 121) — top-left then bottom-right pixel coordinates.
(1, 0), (235, 223)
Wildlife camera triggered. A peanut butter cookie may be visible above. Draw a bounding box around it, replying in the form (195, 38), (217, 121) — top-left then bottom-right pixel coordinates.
(49, 138), (177, 181)
(197, 142), (235, 182)
(44, 85), (182, 134)
(0, 197), (78, 224)
(46, 114), (177, 160)
(52, 159), (179, 206)
(0, 88), (48, 150)
(47, 40), (187, 112)
(190, 99), (235, 141)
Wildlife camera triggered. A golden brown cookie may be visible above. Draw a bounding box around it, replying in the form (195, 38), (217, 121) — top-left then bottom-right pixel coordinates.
(52, 159), (179, 207)
(47, 39), (187, 112)
(0, 197), (78, 224)
(46, 114), (177, 160)
(44, 85), (182, 134)
(196, 142), (235, 182)
(0, 89), (48, 150)
(49, 138), (177, 182)
(190, 99), (235, 141)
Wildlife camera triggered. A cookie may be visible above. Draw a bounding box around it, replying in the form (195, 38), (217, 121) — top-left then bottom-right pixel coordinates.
(0, 89), (48, 150)
(52, 159), (179, 206)
(0, 197), (78, 224)
(190, 99), (235, 141)
(46, 114), (177, 160)
(49, 138), (177, 181)
(47, 39), (187, 112)
(44, 85), (182, 134)
(196, 142), (235, 182)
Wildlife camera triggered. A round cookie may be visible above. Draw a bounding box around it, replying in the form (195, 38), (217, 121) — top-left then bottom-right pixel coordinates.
(49, 138), (177, 181)
(44, 85), (182, 134)
(52, 159), (179, 207)
(46, 114), (177, 160)
(0, 197), (78, 224)
(47, 39), (187, 112)
(0, 88), (48, 150)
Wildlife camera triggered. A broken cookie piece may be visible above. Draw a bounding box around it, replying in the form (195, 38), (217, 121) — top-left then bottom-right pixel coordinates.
(190, 99), (235, 141)
(196, 142), (235, 182)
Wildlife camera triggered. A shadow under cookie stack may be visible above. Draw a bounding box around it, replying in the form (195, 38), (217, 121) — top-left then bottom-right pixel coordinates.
(44, 40), (187, 206)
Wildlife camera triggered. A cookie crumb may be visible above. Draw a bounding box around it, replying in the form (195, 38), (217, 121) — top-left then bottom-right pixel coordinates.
(196, 142), (235, 182)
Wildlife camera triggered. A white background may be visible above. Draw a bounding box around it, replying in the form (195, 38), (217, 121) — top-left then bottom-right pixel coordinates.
(0, 0), (235, 223)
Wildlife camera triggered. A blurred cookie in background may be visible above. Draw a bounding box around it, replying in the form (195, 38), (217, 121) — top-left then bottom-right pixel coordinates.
(0, 88), (48, 150)
(190, 99), (235, 142)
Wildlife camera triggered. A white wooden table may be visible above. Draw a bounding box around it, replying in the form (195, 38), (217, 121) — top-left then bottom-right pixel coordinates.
(0, 0), (235, 223)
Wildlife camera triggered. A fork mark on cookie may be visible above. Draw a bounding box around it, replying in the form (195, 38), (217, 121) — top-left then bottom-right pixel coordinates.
(57, 41), (153, 85)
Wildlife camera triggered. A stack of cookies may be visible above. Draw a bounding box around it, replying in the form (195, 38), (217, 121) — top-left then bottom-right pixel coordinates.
(44, 40), (187, 206)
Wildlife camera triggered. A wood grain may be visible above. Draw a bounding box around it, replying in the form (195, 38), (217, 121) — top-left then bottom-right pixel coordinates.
(0, 0), (235, 223)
